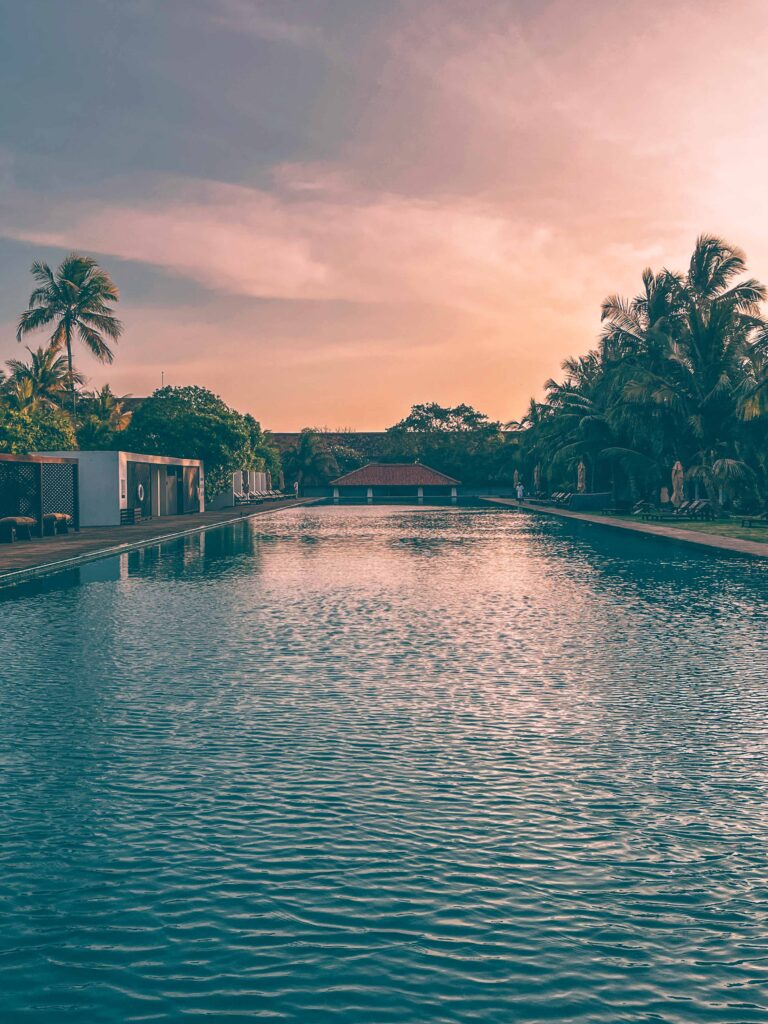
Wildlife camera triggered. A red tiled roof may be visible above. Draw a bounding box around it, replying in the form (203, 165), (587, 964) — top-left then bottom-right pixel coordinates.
(331, 463), (460, 486)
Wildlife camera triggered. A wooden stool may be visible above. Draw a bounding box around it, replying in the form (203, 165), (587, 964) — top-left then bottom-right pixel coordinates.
(43, 513), (72, 536)
(0, 516), (37, 543)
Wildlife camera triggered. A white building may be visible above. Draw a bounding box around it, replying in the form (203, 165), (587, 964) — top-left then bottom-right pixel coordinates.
(36, 451), (204, 526)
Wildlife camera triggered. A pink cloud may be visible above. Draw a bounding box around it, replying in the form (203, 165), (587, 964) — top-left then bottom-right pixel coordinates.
(4, 0), (768, 428)
(3, 175), (585, 319)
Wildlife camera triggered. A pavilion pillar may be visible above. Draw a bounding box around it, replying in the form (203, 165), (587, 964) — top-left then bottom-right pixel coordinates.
(417, 486), (424, 504)
(451, 486), (457, 504)
(333, 487), (340, 504)
(367, 486), (373, 504)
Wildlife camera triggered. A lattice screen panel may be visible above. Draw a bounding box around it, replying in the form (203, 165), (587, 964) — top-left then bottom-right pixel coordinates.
(0, 462), (37, 519)
(41, 463), (77, 522)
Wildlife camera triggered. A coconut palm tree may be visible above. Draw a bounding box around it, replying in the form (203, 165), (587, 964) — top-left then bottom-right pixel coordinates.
(511, 236), (768, 505)
(87, 384), (132, 431)
(16, 253), (122, 414)
(626, 237), (765, 501)
(75, 385), (133, 448)
(3, 377), (36, 413)
(282, 429), (338, 493)
(5, 345), (85, 410)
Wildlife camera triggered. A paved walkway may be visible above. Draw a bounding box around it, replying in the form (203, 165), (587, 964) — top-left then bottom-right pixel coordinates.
(482, 497), (768, 559)
(0, 500), (315, 587)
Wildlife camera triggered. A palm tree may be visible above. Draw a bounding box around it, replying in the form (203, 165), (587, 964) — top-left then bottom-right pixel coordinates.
(5, 344), (85, 410)
(86, 384), (132, 432)
(594, 235), (768, 504)
(16, 253), (122, 414)
(282, 429), (338, 493)
(75, 385), (132, 449)
(3, 377), (36, 413)
(636, 238), (763, 501)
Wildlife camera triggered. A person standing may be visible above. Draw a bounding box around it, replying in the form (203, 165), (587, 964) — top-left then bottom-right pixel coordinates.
(516, 482), (525, 502)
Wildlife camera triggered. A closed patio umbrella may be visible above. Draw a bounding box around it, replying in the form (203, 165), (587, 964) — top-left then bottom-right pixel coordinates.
(513, 469), (520, 488)
(577, 461), (586, 493)
(534, 464), (541, 492)
(671, 461), (685, 507)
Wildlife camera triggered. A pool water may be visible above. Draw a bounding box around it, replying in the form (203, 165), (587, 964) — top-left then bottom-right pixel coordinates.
(2, 506), (768, 1023)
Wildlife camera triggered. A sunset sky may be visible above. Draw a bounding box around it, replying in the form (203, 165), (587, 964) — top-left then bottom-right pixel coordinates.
(2, 0), (768, 429)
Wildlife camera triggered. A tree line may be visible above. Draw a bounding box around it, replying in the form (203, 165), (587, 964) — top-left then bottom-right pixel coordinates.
(285, 236), (768, 507)
(511, 235), (768, 506)
(5, 237), (768, 507)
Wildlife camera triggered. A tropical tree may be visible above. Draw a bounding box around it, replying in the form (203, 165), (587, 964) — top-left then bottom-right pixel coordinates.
(75, 385), (132, 449)
(122, 385), (263, 497)
(516, 235), (768, 507)
(390, 402), (500, 433)
(5, 345), (85, 410)
(0, 404), (77, 454)
(16, 253), (122, 414)
(242, 414), (282, 482)
(603, 236), (767, 503)
(282, 430), (338, 493)
(386, 402), (511, 485)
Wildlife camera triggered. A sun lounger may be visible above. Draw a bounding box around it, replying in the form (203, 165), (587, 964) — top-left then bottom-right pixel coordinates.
(670, 501), (694, 517)
(234, 491), (264, 504)
(740, 511), (768, 527)
(679, 499), (707, 519)
(689, 500), (716, 520)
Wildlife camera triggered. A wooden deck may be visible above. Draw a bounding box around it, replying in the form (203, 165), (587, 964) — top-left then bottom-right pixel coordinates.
(0, 500), (315, 587)
(483, 498), (768, 558)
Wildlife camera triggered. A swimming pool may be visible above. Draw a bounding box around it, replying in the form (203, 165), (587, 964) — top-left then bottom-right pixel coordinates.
(2, 506), (767, 1022)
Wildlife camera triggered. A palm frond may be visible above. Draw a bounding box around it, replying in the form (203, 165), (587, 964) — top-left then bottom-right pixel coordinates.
(16, 305), (54, 340)
(77, 322), (115, 363)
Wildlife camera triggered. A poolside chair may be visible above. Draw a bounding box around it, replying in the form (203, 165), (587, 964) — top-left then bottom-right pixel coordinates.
(680, 499), (705, 518)
(670, 501), (693, 517)
(739, 509), (768, 527)
(689, 499), (716, 520)
(744, 515), (768, 527)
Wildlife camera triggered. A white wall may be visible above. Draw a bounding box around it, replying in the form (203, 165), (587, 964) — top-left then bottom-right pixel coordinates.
(37, 451), (204, 524)
(39, 451), (121, 526)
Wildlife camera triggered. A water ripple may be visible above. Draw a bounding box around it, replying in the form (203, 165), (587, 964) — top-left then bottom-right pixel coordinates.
(1, 507), (767, 1022)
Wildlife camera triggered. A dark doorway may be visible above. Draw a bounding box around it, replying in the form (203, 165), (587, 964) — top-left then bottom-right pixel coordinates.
(182, 467), (200, 513)
(164, 466), (183, 516)
(127, 461), (152, 518)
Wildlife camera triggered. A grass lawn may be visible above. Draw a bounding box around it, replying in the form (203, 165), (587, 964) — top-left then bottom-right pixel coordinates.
(604, 515), (768, 545)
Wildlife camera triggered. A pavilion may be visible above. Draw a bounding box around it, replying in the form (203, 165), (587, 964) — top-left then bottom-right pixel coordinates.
(330, 463), (460, 504)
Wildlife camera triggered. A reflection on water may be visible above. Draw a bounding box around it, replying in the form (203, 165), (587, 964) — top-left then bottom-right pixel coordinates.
(1, 506), (767, 1023)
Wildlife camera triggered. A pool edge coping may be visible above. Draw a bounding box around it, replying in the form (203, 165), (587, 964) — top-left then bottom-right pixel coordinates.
(0, 499), (320, 590)
(481, 497), (768, 559)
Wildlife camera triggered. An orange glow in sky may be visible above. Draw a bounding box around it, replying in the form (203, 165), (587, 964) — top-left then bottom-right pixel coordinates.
(2, 0), (768, 428)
